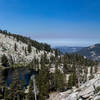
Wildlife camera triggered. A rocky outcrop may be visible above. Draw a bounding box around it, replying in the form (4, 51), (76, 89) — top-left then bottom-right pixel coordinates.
(49, 72), (100, 100)
(0, 33), (54, 64)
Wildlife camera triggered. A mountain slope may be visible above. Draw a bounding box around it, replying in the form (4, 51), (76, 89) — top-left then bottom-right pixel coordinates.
(0, 30), (52, 52)
(49, 70), (100, 100)
(77, 44), (100, 61)
(0, 32), (55, 64)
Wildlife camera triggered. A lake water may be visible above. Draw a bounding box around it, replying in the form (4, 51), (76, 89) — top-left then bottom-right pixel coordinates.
(0, 67), (38, 86)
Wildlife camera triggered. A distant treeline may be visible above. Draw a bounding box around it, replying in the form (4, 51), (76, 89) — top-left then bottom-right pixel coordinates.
(63, 53), (98, 66)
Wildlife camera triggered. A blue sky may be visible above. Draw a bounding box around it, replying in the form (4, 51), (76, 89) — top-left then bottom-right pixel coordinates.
(0, 0), (100, 47)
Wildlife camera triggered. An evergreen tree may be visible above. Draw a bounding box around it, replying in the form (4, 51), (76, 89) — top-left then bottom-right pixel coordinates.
(36, 66), (50, 100)
(1, 54), (9, 67)
(68, 73), (73, 89)
(9, 71), (24, 100)
(67, 72), (78, 89)
(84, 67), (88, 82)
(25, 47), (27, 56)
(95, 65), (98, 73)
(0, 79), (5, 99)
(53, 67), (66, 91)
(27, 80), (35, 100)
(14, 43), (17, 51)
(20, 77), (26, 90)
(28, 44), (32, 53)
(90, 66), (94, 79)
(4, 86), (9, 100)
(72, 72), (77, 86)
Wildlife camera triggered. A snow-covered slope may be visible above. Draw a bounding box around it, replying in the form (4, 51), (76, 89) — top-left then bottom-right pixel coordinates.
(0, 33), (54, 64)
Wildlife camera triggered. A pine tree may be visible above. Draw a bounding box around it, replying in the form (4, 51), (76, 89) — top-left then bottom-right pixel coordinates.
(4, 86), (9, 100)
(53, 67), (66, 91)
(95, 65), (98, 73)
(14, 43), (17, 51)
(72, 72), (77, 86)
(27, 80), (35, 100)
(90, 66), (94, 79)
(28, 44), (32, 53)
(68, 73), (73, 89)
(21, 77), (26, 89)
(0, 80), (5, 99)
(25, 47), (27, 56)
(90, 66), (93, 75)
(67, 72), (78, 89)
(9, 71), (23, 100)
(36, 66), (50, 100)
(1, 54), (9, 67)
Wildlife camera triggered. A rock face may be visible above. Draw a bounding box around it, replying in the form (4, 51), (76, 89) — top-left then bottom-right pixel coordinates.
(49, 71), (100, 100)
(0, 33), (54, 64)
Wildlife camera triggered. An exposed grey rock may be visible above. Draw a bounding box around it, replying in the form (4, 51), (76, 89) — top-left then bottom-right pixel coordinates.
(0, 33), (55, 64)
(49, 72), (100, 100)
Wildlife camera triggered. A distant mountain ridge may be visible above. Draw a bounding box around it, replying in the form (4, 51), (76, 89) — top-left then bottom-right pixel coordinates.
(56, 44), (100, 61)
(77, 44), (100, 61)
(55, 46), (83, 54)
